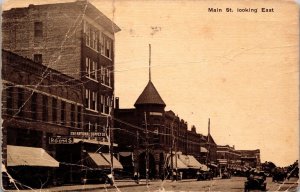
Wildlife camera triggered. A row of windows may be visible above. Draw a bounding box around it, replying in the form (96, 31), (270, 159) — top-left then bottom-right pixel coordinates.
(33, 20), (113, 59)
(85, 57), (112, 86)
(5, 87), (82, 128)
(85, 89), (113, 114)
(84, 21), (113, 59)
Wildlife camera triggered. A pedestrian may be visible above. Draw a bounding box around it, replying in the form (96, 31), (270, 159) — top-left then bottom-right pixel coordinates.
(107, 173), (114, 186)
(172, 170), (177, 181)
(197, 170), (200, 181)
(134, 172), (139, 184)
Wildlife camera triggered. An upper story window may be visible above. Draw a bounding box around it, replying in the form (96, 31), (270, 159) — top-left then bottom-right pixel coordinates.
(52, 98), (57, 123)
(100, 34), (113, 59)
(84, 21), (98, 51)
(6, 86), (14, 115)
(100, 66), (112, 87)
(100, 95), (112, 114)
(61, 101), (66, 126)
(77, 106), (82, 128)
(31, 92), (37, 120)
(105, 38), (112, 58)
(70, 104), (75, 128)
(34, 54), (43, 64)
(85, 89), (98, 111)
(17, 88), (24, 117)
(85, 57), (97, 81)
(34, 22), (43, 37)
(42, 95), (48, 122)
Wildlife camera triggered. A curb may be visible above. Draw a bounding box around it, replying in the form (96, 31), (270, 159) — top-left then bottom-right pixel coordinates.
(51, 183), (148, 192)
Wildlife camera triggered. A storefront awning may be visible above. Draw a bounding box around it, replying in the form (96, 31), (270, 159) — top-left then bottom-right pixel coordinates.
(101, 153), (123, 169)
(166, 154), (188, 169)
(7, 145), (59, 167)
(87, 153), (111, 169)
(178, 155), (201, 169)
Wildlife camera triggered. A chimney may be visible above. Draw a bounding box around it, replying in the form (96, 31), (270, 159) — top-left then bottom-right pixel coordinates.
(115, 97), (119, 109)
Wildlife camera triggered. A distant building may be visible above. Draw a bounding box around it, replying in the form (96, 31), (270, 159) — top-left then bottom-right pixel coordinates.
(217, 145), (241, 170)
(187, 126), (201, 161)
(237, 149), (261, 169)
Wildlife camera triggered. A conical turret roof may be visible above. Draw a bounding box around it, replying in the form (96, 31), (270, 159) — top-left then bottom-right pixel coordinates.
(134, 81), (166, 107)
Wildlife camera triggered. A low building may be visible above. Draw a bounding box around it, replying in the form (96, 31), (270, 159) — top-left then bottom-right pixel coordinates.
(237, 149), (261, 169)
(217, 145), (241, 171)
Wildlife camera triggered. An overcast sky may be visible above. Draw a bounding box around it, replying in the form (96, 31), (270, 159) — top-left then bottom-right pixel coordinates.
(2, 0), (299, 167)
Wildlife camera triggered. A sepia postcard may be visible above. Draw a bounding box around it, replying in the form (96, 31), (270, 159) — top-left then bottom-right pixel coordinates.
(1, 0), (299, 191)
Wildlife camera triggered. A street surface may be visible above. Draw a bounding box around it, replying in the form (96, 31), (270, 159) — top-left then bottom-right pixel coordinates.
(91, 177), (299, 192)
(5, 177), (299, 192)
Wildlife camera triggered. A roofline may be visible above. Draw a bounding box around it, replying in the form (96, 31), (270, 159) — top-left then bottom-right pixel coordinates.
(4, 0), (121, 33)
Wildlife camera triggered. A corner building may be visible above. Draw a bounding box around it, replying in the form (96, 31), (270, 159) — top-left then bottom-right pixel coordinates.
(2, 0), (121, 186)
(115, 79), (205, 179)
(2, 0), (121, 134)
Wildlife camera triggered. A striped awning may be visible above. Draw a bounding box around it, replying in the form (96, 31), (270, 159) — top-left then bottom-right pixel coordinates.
(101, 153), (123, 169)
(179, 154), (207, 170)
(7, 145), (59, 167)
(166, 154), (188, 169)
(87, 153), (111, 169)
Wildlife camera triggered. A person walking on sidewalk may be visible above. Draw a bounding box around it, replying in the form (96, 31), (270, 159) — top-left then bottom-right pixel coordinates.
(134, 172), (140, 184)
(172, 170), (177, 182)
(106, 173), (114, 186)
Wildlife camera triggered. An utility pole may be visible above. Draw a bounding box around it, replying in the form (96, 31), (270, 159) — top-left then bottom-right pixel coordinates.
(171, 119), (177, 181)
(144, 112), (149, 185)
(207, 118), (211, 165)
(109, 115), (114, 184)
(149, 44), (151, 81)
(175, 126), (177, 178)
(170, 122), (173, 180)
(136, 130), (140, 184)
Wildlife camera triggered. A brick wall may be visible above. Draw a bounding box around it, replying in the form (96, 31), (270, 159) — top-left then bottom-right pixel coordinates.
(2, 4), (82, 79)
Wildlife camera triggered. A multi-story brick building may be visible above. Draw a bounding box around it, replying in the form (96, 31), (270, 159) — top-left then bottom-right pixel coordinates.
(114, 79), (205, 179)
(2, 50), (84, 187)
(2, 0), (121, 136)
(186, 126), (201, 161)
(2, 0), (121, 186)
